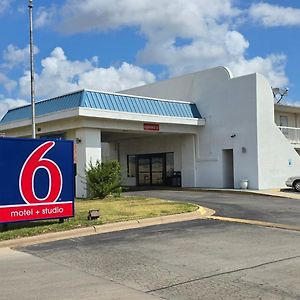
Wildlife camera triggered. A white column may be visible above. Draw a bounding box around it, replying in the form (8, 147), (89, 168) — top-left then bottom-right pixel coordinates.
(75, 128), (102, 198)
(181, 135), (196, 187)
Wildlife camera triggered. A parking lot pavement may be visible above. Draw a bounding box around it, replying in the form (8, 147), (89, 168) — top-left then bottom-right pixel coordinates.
(0, 247), (161, 300)
(18, 219), (300, 300)
(2, 190), (300, 299)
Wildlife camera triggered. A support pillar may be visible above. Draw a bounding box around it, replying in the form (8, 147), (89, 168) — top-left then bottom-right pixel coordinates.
(75, 128), (101, 198)
(181, 135), (196, 187)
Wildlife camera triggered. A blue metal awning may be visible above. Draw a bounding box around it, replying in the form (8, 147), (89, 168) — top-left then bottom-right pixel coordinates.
(0, 89), (202, 124)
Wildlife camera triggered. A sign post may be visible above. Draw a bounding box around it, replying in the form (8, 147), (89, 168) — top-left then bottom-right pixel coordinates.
(0, 137), (74, 224)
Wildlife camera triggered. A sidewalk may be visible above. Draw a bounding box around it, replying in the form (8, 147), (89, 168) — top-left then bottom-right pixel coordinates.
(190, 187), (300, 200)
(248, 188), (300, 199)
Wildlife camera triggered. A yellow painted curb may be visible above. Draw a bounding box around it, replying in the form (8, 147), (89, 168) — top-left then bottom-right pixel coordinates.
(209, 215), (300, 232)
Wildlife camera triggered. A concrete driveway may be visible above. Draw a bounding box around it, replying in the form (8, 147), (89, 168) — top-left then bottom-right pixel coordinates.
(1, 190), (300, 300)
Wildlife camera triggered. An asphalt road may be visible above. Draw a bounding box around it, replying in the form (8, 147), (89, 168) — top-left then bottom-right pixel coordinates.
(1, 191), (300, 300)
(125, 190), (300, 226)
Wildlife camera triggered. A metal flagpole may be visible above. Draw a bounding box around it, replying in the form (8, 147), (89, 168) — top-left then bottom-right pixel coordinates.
(28, 0), (36, 138)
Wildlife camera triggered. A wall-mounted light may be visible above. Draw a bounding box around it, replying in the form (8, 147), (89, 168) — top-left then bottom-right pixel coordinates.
(230, 134), (236, 138)
(75, 137), (82, 144)
(37, 128), (41, 132)
(241, 147), (247, 153)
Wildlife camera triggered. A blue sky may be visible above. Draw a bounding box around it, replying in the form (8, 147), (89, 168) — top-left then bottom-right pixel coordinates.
(1, 0), (300, 117)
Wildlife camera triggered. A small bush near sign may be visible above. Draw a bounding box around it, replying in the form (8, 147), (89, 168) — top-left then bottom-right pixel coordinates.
(86, 160), (122, 199)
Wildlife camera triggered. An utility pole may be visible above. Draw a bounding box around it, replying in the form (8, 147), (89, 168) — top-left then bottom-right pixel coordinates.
(28, 0), (36, 138)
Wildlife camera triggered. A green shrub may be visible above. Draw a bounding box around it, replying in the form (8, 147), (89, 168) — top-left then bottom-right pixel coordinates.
(86, 160), (122, 199)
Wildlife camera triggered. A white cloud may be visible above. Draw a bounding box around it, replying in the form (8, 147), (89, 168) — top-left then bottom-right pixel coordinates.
(284, 100), (300, 108)
(56, 0), (288, 87)
(79, 62), (155, 92)
(0, 98), (28, 120)
(0, 0), (12, 14)
(249, 3), (300, 27)
(60, 0), (240, 34)
(2, 44), (39, 69)
(228, 54), (288, 87)
(19, 47), (155, 98)
(0, 72), (17, 92)
(35, 6), (57, 29)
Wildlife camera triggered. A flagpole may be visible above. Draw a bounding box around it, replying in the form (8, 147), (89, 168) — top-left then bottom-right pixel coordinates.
(28, 0), (36, 138)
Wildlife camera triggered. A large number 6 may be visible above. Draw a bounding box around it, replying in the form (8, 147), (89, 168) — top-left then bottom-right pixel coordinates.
(19, 141), (63, 204)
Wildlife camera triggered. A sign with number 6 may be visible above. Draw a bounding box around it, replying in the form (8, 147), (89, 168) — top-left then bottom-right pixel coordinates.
(19, 141), (63, 204)
(0, 137), (74, 223)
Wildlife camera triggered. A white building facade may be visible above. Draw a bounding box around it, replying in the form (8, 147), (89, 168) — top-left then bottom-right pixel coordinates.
(1, 67), (300, 197)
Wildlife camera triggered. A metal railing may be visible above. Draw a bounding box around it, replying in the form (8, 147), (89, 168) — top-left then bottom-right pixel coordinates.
(278, 126), (300, 144)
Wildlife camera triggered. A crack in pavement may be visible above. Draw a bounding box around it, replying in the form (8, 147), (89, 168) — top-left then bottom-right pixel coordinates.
(146, 254), (300, 293)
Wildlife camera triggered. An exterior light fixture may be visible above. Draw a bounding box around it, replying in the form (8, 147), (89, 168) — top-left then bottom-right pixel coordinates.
(88, 209), (100, 220)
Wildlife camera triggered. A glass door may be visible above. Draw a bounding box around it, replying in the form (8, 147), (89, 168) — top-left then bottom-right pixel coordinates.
(137, 154), (166, 186)
(151, 156), (164, 185)
(137, 157), (151, 185)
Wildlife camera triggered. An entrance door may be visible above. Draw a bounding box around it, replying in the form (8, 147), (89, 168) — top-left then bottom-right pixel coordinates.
(137, 157), (151, 185)
(151, 156), (164, 185)
(137, 154), (165, 186)
(222, 149), (234, 188)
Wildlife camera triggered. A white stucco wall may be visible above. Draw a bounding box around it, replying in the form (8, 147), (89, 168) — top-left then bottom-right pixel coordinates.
(256, 74), (300, 188)
(122, 67), (300, 189)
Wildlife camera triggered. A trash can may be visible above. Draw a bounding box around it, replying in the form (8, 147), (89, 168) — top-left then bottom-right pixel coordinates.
(239, 179), (249, 189)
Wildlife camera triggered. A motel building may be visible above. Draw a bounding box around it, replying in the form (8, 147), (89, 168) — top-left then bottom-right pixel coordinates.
(1, 66), (300, 198)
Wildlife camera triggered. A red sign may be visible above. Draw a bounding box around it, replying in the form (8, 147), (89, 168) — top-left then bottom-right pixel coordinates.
(144, 123), (160, 131)
(0, 202), (73, 223)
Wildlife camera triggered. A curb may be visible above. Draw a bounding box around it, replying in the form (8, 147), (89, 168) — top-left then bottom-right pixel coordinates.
(0, 206), (215, 249)
(209, 215), (300, 232)
(179, 188), (300, 201)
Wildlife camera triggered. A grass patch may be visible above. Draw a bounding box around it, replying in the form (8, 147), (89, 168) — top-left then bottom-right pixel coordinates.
(0, 196), (198, 241)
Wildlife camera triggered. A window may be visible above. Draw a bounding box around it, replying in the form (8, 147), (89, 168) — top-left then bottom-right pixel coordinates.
(280, 116), (288, 136)
(280, 115), (288, 127)
(127, 155), (136, 177)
